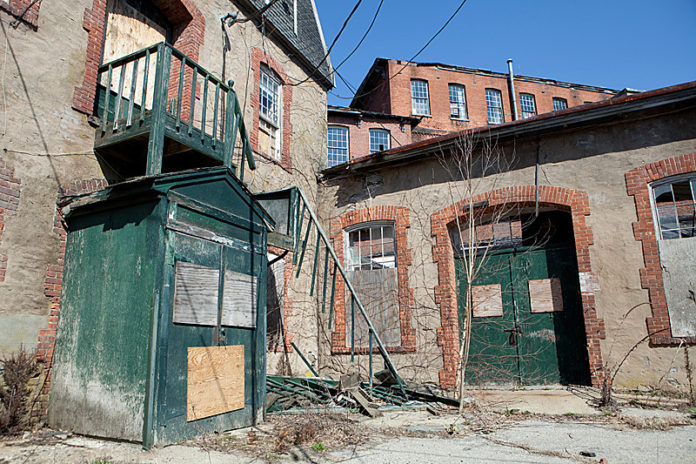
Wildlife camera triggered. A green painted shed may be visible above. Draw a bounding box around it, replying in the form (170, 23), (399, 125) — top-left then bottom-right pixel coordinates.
(48, 167), (272, 447)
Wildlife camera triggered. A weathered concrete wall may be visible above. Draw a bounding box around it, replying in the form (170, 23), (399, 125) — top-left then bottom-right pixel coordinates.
(318, 105), (696, 393)
(0, 0), (328, 388)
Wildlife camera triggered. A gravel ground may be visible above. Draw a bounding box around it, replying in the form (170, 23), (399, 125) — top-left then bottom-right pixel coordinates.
(1, 402), (694, 463)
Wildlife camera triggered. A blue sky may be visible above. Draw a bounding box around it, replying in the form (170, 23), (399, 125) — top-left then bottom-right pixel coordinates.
(315, 0), (696, 106)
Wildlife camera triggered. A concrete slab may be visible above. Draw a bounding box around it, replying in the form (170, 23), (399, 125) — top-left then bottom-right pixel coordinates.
(473, 389), (598, 415)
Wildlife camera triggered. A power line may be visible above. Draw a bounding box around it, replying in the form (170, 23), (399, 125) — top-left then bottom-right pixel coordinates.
(286, 0), (364, 87)
(337, 0), (470, 103)
(330, 0), (384, 77)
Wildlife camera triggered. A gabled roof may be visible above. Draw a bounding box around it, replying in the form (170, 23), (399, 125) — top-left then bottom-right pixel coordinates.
(325, 80), (696, 178)
(234, 0), (334, 89)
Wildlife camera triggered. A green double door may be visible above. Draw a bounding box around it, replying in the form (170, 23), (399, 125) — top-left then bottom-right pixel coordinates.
(456, 244), (590, 386)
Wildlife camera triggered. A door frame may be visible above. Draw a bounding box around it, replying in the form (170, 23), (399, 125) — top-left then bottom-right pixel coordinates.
(430, 186), (606, 389)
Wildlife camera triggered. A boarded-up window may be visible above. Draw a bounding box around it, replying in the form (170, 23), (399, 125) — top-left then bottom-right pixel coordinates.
(345, 223), (400, 346)
(173, 262), (220, 326)
(187, 345), (244, 421)
(471, 284), (503, 317)
(221, 270), (257, 328)
(651, 176), (696, 337)
(528, 278), (564, 313)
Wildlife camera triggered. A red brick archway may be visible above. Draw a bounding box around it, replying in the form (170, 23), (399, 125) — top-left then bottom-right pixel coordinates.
(73, 0), (205, 115)
(430, 185), (606, 389)
(625, 153), (696, 346)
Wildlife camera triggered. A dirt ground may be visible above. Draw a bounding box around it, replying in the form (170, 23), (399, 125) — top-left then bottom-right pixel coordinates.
(1, 389), (695, 464)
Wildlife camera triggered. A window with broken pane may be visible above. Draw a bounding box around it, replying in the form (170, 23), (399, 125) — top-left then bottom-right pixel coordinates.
(652, 176), (696, 240)
(345, 222), (400, 347)
(346, 223), (396, 271)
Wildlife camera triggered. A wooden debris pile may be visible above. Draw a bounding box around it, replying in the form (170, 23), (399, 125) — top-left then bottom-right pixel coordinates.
(266, 371), (458, 417)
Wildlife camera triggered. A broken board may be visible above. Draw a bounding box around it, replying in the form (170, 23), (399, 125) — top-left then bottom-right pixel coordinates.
(187, 345), (244, 421)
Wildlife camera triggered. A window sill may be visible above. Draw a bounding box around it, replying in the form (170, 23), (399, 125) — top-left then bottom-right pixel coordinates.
(450, 117), (469, 122)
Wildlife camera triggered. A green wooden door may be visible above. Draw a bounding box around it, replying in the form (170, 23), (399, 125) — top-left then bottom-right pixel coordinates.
(156, 227), (264, 443)
(457, 251), (521, 385)
(457, 244), (590, 386)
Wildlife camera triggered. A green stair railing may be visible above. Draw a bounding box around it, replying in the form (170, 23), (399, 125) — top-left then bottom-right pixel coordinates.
(96, 42), (255, 180)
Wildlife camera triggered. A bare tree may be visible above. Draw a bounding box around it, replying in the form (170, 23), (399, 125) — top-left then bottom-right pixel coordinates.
(436, 132), (518, 409)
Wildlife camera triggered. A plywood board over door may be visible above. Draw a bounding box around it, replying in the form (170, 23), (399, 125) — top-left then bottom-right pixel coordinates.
(187, 345), (245, 422)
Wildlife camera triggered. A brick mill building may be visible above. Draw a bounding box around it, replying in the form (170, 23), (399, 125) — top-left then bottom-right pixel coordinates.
(327, 58), (632, 165)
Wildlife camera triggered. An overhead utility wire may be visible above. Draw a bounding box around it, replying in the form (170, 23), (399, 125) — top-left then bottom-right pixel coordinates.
(285, 0), (364, 87)
(330, 0), (384, 76)
(332, 0), (469, 101)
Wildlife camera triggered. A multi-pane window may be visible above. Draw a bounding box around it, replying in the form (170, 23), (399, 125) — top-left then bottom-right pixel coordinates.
(449, 84), (468, 120)
(369, 129), (390, 153)
(553, 97), (568, 111)
(259, 67), (281, 159)
(485, 88), (504, 124)
(410, 79), (430, 116)
(346, 223), (396, 271)
(327, 125), (349, 167)
(652, 176), (696, 240)
(345, 222), (401, 348)
(519, 93), (537, 119)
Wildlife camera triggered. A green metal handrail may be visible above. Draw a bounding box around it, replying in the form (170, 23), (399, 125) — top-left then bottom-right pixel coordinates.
(96, 42), (255, 179)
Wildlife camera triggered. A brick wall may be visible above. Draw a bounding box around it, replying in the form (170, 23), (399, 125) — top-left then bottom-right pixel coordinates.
(0, 159), (21, 282)
(72, 0), (205, 115)
(364, 60), (615, 133)
(329, 206), (416, 354)
(249, 47), (294, 171)
(430, 185), (606, 388)
(0, 0), (43, 28)
(267, 246), (294, 353)
(33, 178), (108, 419)
(328, 113), (413, 161)
(625, 153), (696, 346)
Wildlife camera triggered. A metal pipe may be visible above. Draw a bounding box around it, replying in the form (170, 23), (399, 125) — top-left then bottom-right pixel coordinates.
(507, 59), (519, 121)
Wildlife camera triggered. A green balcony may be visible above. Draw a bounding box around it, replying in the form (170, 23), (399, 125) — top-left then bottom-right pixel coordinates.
(94, 42), (255, 179)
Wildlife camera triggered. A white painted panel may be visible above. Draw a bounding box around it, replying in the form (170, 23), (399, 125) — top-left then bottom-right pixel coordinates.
(659, 237), (696, 337)
(173, 262), (220, 326)
(221, 270), (257, 328)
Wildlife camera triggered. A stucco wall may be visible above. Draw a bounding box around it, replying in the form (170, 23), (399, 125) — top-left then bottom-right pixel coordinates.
(0, 0), (328, 386)
(318, 105), (696, 393)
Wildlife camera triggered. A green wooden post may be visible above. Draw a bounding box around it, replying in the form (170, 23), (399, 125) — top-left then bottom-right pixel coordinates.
(200, 76), (208, 142)
(145, 43), (171, 176)
(212, 83), (220, 148)
(127, 58), (138, 127)
(369, 330), (373, 393)
(351, 296), (355, 362)
(223, 83), (237, 170)
(295, 219), (313, 278)
(328, 263), (337, 328)
(320, 247), (329, 314)
(139, 49), (150, 123)
(101, 64), (112, 133)
(309, 233), (320, 297)
(294, 203), (306, 265)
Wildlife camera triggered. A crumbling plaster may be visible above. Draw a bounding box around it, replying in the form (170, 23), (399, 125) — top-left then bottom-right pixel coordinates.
(319, 107), (696, 392)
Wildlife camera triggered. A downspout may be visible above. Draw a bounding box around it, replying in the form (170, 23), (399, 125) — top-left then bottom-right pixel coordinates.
(507, 59), (519, 121)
